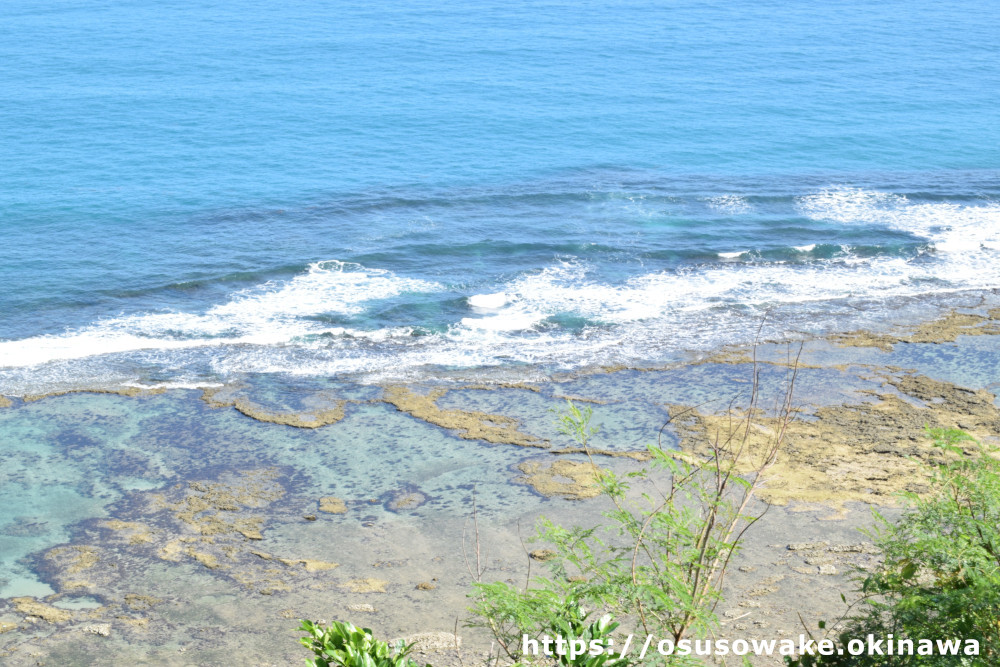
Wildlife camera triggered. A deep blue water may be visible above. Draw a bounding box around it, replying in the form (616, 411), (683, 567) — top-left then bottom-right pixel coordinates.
(2, 0), (999, 393)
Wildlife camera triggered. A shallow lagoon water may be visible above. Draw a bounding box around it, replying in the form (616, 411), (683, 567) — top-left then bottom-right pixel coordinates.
(0, 386), (614, 599)
(3, 327), (998, 601)
(803, 337), (1000, 403)
(2, 328), (1000, 663)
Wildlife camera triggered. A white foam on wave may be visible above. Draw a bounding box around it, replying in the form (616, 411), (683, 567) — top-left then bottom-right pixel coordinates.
(800, 187), (1000, 255)
(459, 262), (682, 332)
(451, 252), (944, 345)
(467, 256), (926, 328)
(0, 261), (440, 369)
(424, 200), (1000, 370)
(201, 255), (969, 381)
(124, 381), (225, 391)
(796, 188), (1000, 302)
(5, 188), (1000, 390)
(718, 251), (746, 259)
(467, 292), (508, 310)
(460, 313), (540, 331)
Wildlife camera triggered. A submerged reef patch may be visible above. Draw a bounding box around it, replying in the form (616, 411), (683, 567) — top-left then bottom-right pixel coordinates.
(381, 386), (547, 448)
(21, 387), (166, 402)
(340, 578), (388, 593)
(384, 488), (429, 513)
(9, 597), (74, 624)
(832, 309), (1000, 351)
(201, 386), (347, 428)
(460, 382), (542, 393)
(122, 594), (161, 611)
(551, 394), (612, 405)
(251, 551), (339, 572)
(101, 521), (154, 545)
(45, 545), (100, 576)
(21, 467), (359, 616)
(548, 445), (651, 461)
(160, 468), (286, 541)
(317, 497), (348, 514)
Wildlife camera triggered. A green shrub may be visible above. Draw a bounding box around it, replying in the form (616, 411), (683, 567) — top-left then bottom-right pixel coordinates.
(469, 356), (797, 666)
(787, 428), (1000, 666)
(297, 619), (428, 667)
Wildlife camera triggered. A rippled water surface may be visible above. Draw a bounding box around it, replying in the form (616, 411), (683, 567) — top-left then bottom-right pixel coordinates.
(2, 0), (999, 393)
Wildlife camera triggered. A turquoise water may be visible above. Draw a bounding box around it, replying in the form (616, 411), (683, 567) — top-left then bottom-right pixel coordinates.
(0, 356), (884, 599)
(2, 0), (999, 393)
(0, 385), (593, 598)
(4, 4), (1000, 656)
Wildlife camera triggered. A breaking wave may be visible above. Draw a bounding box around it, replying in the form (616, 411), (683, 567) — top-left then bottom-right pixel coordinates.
(3, 188), (999, 394)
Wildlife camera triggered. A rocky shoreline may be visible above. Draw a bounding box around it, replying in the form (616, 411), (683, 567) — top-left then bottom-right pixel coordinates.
(1, 306), (999, 665)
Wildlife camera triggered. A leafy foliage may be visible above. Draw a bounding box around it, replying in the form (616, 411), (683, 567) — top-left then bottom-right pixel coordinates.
(469, 351), (797, 666)
(468, 591), (629, 667)
(787, 428), (1000, 666)
(298, 619), (427, 667)
(544, 606), (631, 667)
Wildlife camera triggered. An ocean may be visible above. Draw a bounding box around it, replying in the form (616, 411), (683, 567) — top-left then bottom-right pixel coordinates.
(4, 3), (1000, 656)
(2, 0), (998, 394)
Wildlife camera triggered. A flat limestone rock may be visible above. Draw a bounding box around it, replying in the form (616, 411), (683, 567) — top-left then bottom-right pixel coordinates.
(516, 460), (602, 500)
(11, 598), (73, 624)
(340, 578), (388, 593)
(318, 497), (347, 514)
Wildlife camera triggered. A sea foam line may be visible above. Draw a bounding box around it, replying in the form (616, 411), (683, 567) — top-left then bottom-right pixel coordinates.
(0, 261), (440, 368)
(3, 189), (1000, 381)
